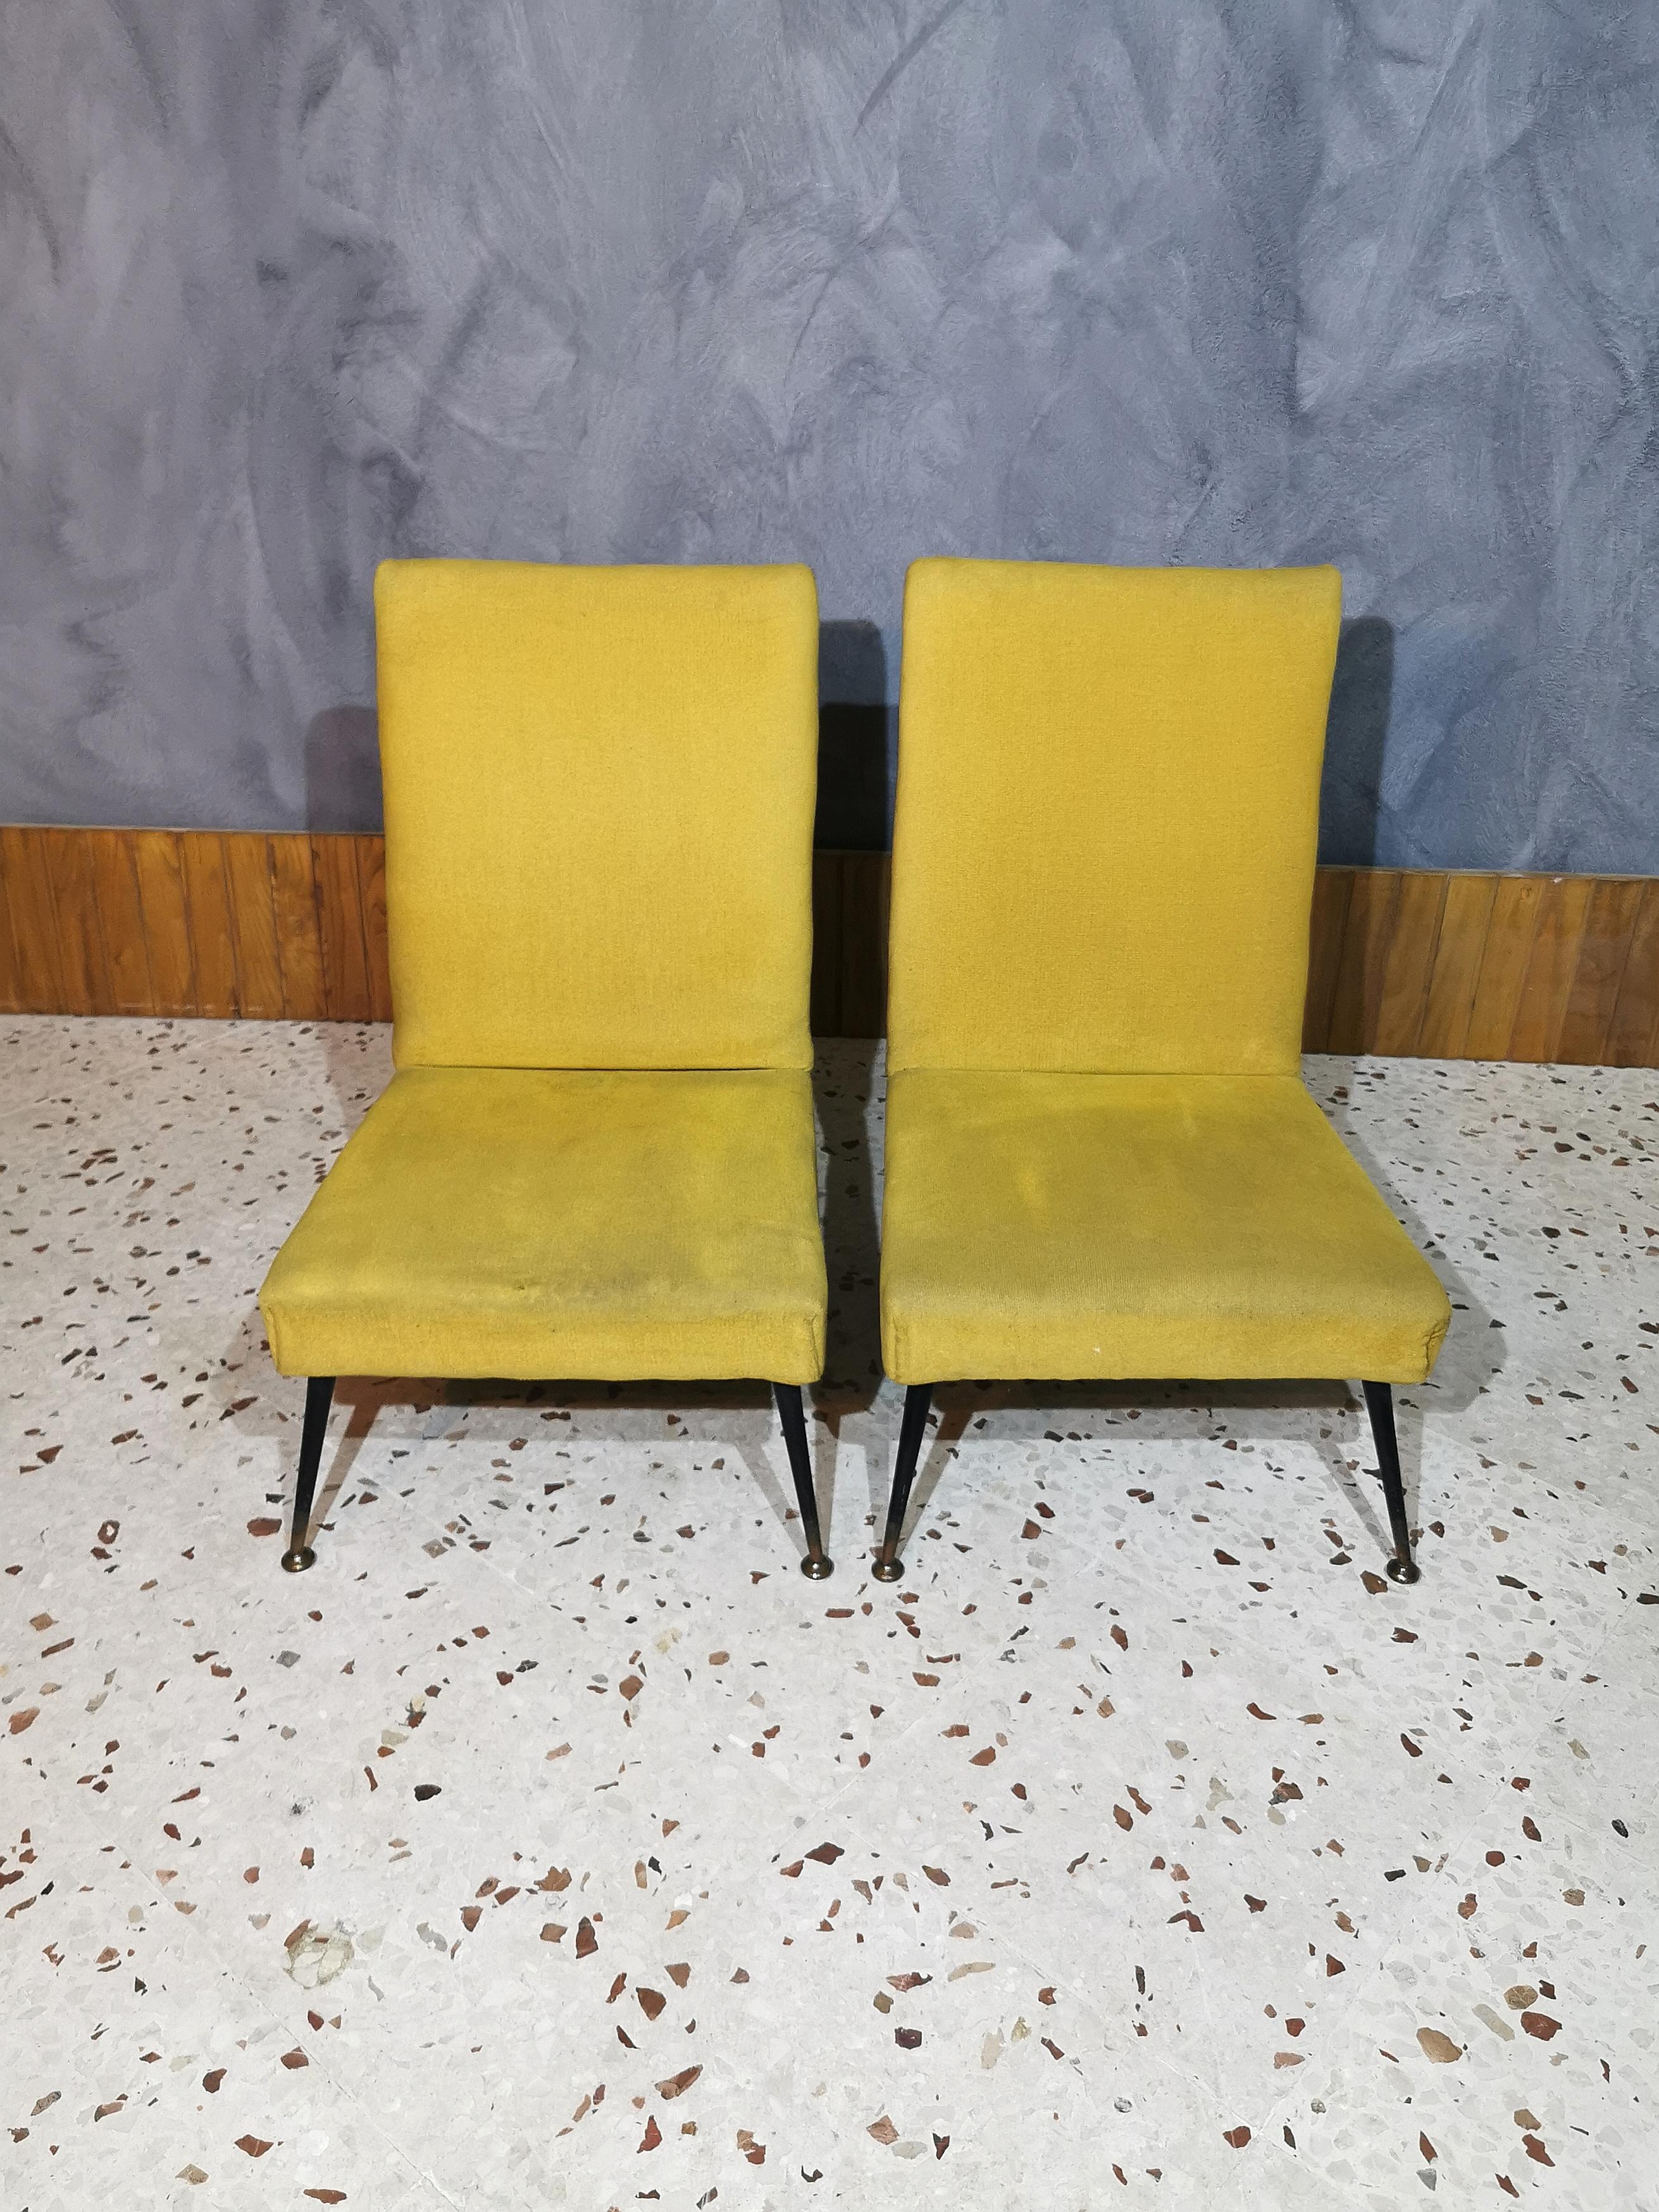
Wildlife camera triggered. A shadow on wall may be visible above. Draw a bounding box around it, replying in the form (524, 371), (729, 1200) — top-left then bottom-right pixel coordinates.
(305, 706), (383, 834)
(1319, 616), (1395, 869)
(304, 614), (1387, 861)
(816, 619), (895, 852)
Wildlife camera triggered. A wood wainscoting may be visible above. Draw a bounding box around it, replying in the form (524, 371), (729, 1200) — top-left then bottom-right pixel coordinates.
(1, 827), (1656, 1062)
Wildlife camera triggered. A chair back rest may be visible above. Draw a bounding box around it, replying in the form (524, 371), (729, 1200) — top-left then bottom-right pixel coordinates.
(376, 561), (819, 1071)
(887, 558), (1341, 1075)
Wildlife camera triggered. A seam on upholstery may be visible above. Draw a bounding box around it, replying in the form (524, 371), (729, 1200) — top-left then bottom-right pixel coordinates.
(396, 1057), (806, 1076)
(890, 1061), (1302, 1079)
(1424, 1312), (1450, 1373)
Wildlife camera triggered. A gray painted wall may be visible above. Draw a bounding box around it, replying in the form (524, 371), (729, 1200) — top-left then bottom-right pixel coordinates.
(3, 1), (1655, 866)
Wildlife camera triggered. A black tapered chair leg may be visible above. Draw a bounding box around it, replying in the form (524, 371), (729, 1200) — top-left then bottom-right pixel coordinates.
(283, 1376), (337, 1574)
(1362, 1380), (1419, 1584)
(873, 1384), (933, 1584)
(774, 1384), (833, 1580)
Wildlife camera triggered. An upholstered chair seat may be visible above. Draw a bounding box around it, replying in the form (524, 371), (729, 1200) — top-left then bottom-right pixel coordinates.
(261, 1066), (825, 1385)
(881, 1069), (1448, 1387)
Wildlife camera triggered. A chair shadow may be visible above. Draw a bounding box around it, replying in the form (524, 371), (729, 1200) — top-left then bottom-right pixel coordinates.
(812, 1051), (883, 1410)
(308, 1386), (388, 1536)
(881, 1328), (1488, 1588)
(1319, 614), (1395, 867)
(237, 1357), (826, 1570)
(304, 705), (383, 834)
(886, 1393), (973, 1567)
(1312, 1052), (1508, 1553)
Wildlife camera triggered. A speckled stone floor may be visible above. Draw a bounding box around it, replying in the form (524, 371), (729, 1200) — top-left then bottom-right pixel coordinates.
(2, 1019), (1655, 2211)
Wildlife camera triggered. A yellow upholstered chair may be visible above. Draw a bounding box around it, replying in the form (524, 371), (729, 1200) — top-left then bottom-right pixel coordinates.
(259, 560), (833, 1577)
(874, 557), (1450, 1583)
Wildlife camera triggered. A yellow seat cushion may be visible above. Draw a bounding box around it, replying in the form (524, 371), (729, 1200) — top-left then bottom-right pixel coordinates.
(375, 559), (819, 1072)
(259, 1067), (826, 1384)
(887, 559), (1342, 1076)
(880, 1071), (1451, 1386)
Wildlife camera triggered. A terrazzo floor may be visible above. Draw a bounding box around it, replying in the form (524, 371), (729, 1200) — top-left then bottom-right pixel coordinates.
(2, 1019), (1655, 2212)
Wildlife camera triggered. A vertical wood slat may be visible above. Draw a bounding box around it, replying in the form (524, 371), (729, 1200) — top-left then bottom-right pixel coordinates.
(180, 835), (240, 1015)
(1464, 874), (1546, 1059)
(270, 835), (325, 1019)
(0, 826), (64, 1012)
(51, 829), (109, 1015)
(310, 833), (373, 1022)
(222, 834), (285, 1017)
(359, 836), (393, 1023)
(1302, 866), (1352, 1052)
(1371, 869), (1449, 1055)
(90, 828), (154, 1014)
(1606, 879), (1659, 1067)
(0, 832), (20, 1014)
(1507, 875), (1595, 1063)
(1326, 868), (1401, 1055)
(133, 831), (196, 1015)
(1418, 872), (1498, 1059)
(1, 830), (1656, 1063)
(1555, 878), (1646, 1066)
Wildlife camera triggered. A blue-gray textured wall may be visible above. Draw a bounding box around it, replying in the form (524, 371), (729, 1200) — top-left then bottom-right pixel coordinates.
(3, 2), (1655, 866)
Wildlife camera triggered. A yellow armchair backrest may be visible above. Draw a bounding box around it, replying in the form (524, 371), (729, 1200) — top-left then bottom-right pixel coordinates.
(887, 558), (1343, 1076)
(375, 560), (819, 1072)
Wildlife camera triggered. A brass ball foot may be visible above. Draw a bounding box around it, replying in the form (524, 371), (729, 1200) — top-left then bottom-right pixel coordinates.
(281, 1546), (316, 1574)
(800, 1553), (834, 1581)
(1386, 1554), (1420, 1584)
(870, 1555), (904, 1584)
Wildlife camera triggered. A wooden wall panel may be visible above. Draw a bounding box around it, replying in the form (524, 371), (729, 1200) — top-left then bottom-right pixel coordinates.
(1605, 879), (1659, 1067)
(359, 838), (393, 1022)
(1370, 869), (1448, 1056)
(312, 832), (373, 1022)
(1417, 872), (1497, 1059)
(90, 829), (153, 1015)
(1463, 874), (1544, 1058)
(223, 835), (285, 1017)
(132, 831), (196, 1014)
(1324, 868), (1400, 1054)
(1, 827), (64, 1010)
(1300, 866), (1350, 1051)
(1, 828), (1655, 1064)
(269, 835), (325, 1019)
(0, 833), (20, 1012)
(52, 831), (108, 1016)
(179, 835), (239, 1015)
(1508, 874), (1594, 1063)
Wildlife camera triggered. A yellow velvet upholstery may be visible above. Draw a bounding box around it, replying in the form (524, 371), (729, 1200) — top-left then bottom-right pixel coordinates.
(259, 561), (827, 1390)
(881, 558), (1450, 1389)
(261, 1068), (825, 1384)
(376, 560), (818, 1073)
(881, 1071), (1449, 1384)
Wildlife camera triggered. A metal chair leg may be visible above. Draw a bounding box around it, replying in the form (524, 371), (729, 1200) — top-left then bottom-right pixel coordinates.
(1362, 1381), (1419, 1583)
(873, 1383), (933, 1584)
(774, 1384), (833, 1579)
(282, 1376), (336, 1573)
